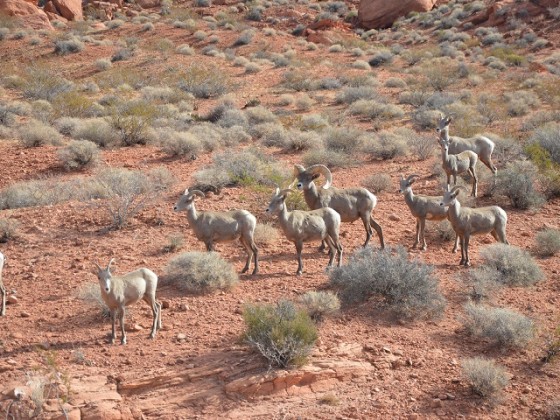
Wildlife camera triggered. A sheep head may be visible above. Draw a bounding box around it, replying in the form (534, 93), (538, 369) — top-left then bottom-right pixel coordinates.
(173, 189), (205, 212)
(398, 174), (420, 193)
(291, 164), (332, 191)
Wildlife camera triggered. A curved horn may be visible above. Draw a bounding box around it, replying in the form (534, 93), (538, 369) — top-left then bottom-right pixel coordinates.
(183, 188), (189, 195)
(450, 186), (467, 194)
(406, 174), (420, 182)
(94, 262), (102, 271)
(307, 164), (332, 189)
(293, 164), (305, 177)
(106, 258), (115, 270)
(188, 190), (206, 199)
(280, 188), (294, 197)
(274, 187), (280, 196)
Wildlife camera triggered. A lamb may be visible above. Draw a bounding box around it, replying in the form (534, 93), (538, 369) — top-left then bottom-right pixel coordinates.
(399, 174), (459, 252)
(0, 252), (5, 316)
(266, 188), (343, 275)
(291, 164), (384, 249)
(173, 188), (259, 275)
(436, 114), (497, 175)
(440, 186), (508, 267)
(439, 135), (479, 197)
(94, 259), (162, 344)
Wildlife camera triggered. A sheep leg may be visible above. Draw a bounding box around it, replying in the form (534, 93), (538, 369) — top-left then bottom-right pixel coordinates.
(119, 307), (127, 345)
(370, 216), (385, 249)
(205, 242), (215, 252)
(413, 219), (420, 249)
(157, 301), (162, 329)
(459, 235), (466, 266)
(420, 218), (427, 251)
(469, 167), (478, 197)
(0, 283), (5, 316)
(463, 235), (471, 267)
(318, 240), (327, 252)
(452, 234), (459, 253)
(336, 240), (343, 267)
(251, 242), (259, 275)
(482, 156), (497, 175)
(360, 214), (373, 247)
(239, 237), (253, 274)
(325, 237), (336, 268)
(295, 241), (304, 276)
(146, 296), (158, 339)
(110, 310), (117, 344)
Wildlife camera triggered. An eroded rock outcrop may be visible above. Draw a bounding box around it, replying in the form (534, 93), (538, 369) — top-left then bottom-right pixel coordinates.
(358, 0), (438, 29)
(0, 0), (53, 30)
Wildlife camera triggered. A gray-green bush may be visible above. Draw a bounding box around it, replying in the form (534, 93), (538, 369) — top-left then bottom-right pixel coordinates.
(163, 251), (238, 294)
(462, 357), (509, 398)
(18, 120), (63, 147)
(329, 247), (446, 320)
(299, 291), (340, 322)
(57, 140), (100, 170)
(495, 161), (545, 209)
(479, 243), (544, 287)
(536, 228), (560, 257)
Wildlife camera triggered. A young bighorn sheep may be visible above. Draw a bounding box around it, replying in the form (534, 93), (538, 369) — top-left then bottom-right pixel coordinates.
(440, 186), (508, 267)
(94, 259), (162, 344)
(266, 188), (343, 275)
(436, 114), (497, 175)
(174, 188), (259, 275)
(0, 252), (5, 316)
(399, 174), (459, 252)
(291, 164), (384, 249)
(439, 136), (479, 197)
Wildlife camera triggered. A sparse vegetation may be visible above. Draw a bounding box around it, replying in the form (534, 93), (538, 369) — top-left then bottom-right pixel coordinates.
(361, 173), (392, 194)
(163, 251), (238, 294)
(18, 120), (63, 147)
(57, 140), (100, 170)
(299, 291), (340, 322)
(0, 217), (19, 242)
(330, 247), (446, 320)
(243, 300), (318, 368)
(462, 357), (509, 399)
(535, 228), (560, 257)
(479, 243), (544, 287)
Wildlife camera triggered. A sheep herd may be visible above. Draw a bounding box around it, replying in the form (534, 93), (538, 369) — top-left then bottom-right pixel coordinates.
(0, 114), (510, 344)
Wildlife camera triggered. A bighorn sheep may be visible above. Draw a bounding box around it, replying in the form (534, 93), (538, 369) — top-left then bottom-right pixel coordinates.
(0, 252), (5, 316)
(399, 174), (459, 252)
(291, 164), (384, 249)
(439, 136), (479, 197)
(436, 114), (497, 175)
(173, 188), (259, 275)
(440, 186), (508, 266)
(94, 259), (162, 344)
(266, 188), (343, 275)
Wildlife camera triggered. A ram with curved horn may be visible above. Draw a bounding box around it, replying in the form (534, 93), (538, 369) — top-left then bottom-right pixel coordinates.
(266, 187), (342, 275)
(291, 164), (384, 249)
(174, 188), (259, 275)
(440, 186), (508, 266)
(436, 114), (497, 175)
(399, 174), (458, 252)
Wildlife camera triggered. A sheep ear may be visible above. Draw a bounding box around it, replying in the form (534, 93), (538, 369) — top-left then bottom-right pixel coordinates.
(275, 187), (280, 196)
(107, 258), (115, 271)
(293, 165), (305, 176)
(400, 174), (404, 180)
(183, 188), (189, 195)
(93, 262), (102, 274)
(445, 116), (452, 124)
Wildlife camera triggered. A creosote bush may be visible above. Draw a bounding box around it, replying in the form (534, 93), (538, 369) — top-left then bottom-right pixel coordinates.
(495, 161), (545, 209)
(536, 228), (560, 257)
(0, 217), (19, 243)
(479, 243), (544, 287)
(77, 283), (110, 319)
(299, 291), (340, 322)
(163, 251), (238, 294)
(179, 63), (230, 98)
(462, 357), (508, 398)
(361, 173), (392, 194)
(253, 222), (280, 245)
(18, 120), (63, 147)
(462, 302), (535, 348)
(57, 140), (100, 170)
(330, 247), (446, 320)
(243, 300), (318, 368)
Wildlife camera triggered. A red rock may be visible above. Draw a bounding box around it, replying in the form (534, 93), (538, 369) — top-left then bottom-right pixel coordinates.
(135, 0), (160, 8)
(0, 0), (53, 30)
(358, 0), (437, 29)
(52, 0), (82, 20)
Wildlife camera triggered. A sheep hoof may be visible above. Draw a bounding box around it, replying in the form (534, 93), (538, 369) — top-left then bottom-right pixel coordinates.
(296, 271), (302, 276)
(241, 268), (248, 274)
(251, 269), (258, 275)
(121, 339), (127, 345)
(421, 245), (427, 251)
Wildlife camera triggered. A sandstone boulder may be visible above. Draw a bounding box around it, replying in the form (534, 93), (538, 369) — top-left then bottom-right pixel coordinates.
(0, 0), (53, 30)
(51, 0), (82, 20)
(358, 0), (437, 29)
(135, 0), (160, 8)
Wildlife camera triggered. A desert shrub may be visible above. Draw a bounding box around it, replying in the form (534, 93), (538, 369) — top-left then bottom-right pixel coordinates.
(0, 178), (76, 209)
(461, 358), (508, 398)
(71, 118), (119, 147)
(299, 114), (329, 132)
(178, 64), (229, 98)
(462, 302), (535, 348)
(530, 122), (560, 165)
(299, 291), (340, 322)
(54, 36), (84, 55)
(536, 228), (560, 257)
(480, 243), (544, 287)
(88, 167), (173, 228)
(385, 77), (407, 88)
(95, 58), (112, 71)
(160, 130), (202, 159)
(163, 251), (238, 294)
(465, 266), (502, 303)
(295, 94), (313, 111)
(253, 222), (279, 245)
(58, 140), (100, 170)
(545, 401), (560, 420)
(242, 300), (318, 368)
(176, 44), (195, 55)
(277, 94), (294, 106)
(52, 91), (100, 119)
(352, 60), (370, 70)
(109, 100), (158, 146)
(412, 134), (436, 160)
(495, 161), (545, 209)
(245, 106), (277, 125)
(105, 18), (124, 29)
(302, 148), (352, 169)
(77, 283), (110, 319)
(111, 47), (135, 62)
(194, 149), (286, 188)
(368, 50), (393, 67)
(421, 58), (457, 91)
(283, 130), (323, 152)
(399, 90), (431, 107)
(233, 29), (254, 46)
(361, 173), (392, 194)
(18, 120), (63, 147)
(255, 122), (288, 147)
(412, 108), (442, 130)
(330, 247), (446, 320)
(363, 130), (409, 160)
(0, 217), (19, 243)
(141, 86), (184, 103)
(163, 233), (184, 253)
(323, 126), (364, 155)
(245, 6), (263, 21)
(0, 27), (9, 40)
(335, 86), (376, 104)
(348, 100), (405, 124)
(22, 67), (74, 101)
